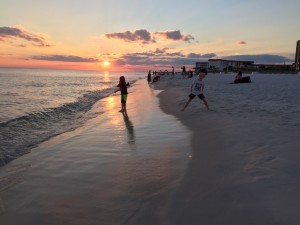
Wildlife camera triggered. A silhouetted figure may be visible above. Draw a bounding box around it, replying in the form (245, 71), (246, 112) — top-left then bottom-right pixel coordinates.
(115, 76), (130, 112)
(147, 70), (152, 82)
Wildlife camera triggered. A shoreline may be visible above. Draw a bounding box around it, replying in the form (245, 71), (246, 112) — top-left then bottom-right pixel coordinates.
(0, 79), (192, 225)
(0, 70), (144, 168)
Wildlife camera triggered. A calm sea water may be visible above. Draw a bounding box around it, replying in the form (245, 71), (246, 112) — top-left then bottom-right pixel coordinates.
(0, 68), (144, 166)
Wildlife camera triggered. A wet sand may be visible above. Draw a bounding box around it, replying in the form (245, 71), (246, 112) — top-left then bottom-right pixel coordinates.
(0, 79), (191, 225)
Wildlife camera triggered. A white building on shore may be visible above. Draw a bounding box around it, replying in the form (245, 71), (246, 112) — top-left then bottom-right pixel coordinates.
(195, 62), (209, 71)
(207, 59), (254, 70)
(195, 59), (254, 72)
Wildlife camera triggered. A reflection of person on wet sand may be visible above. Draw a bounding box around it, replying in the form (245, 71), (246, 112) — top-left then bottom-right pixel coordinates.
(121, 111), (135, 143)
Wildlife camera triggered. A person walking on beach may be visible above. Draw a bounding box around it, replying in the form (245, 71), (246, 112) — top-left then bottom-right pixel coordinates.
(172, 66), (175, 78)
(115, 76), (130, 112)
(147, 70), (152, 82)
(181, 72), (210, 111)
(181, 66), (186, 78)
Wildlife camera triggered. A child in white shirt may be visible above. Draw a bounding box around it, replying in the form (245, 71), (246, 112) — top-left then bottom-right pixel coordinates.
(181, 72), (210, 111)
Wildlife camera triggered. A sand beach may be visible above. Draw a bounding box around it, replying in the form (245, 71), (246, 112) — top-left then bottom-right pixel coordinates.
(1, 73), (300, 225)
(154, 74), (300, 225)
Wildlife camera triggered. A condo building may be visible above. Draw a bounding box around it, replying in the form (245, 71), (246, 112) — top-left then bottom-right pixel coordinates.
(207, 59), (254, 70)
(195, 59), (254, 71)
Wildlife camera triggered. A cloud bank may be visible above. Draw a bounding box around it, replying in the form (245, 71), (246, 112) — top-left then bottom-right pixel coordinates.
(155, 30), (195, 42)
(105, 29), (155, 44)
(110, 49), (216, 69)
(223, 54), (293, 63)
(105, 29), (195, 44)
(29, 52), (293, 71)
(0, 26), (51, 47)
(32, 55), (99, 62)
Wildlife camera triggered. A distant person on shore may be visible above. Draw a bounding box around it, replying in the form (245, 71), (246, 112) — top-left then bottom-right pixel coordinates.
(181, 66), (186, 78)
(235, 71), (242, 80)
(115, 76), (130, 112)
(147, 70), (152, 82)
(231, 71), (252, 84)
(152, 73), (160, 82)
(172, 66), (175, 78)
(181, 72), (210, 111)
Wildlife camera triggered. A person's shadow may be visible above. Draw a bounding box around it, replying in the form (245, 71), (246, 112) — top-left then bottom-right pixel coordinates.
(121, 111), (135, 143)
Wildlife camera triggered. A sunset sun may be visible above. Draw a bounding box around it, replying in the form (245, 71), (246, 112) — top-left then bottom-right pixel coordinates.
(103, 61), (110, 67)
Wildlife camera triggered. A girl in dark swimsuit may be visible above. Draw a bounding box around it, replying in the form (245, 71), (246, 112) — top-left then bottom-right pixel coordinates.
(116, 76), (130, 112)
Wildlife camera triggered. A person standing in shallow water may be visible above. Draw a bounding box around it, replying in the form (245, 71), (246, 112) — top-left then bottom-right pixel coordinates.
(115, 76), (130, 112)
(181, 72), (210, 111)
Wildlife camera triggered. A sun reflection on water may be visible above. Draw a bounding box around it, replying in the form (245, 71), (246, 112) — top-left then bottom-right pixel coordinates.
(103, 96), (135, 145)
(103, 72), (110, 83)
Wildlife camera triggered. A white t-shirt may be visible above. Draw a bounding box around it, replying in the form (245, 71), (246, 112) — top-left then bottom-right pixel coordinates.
(191, 79), (204, 95)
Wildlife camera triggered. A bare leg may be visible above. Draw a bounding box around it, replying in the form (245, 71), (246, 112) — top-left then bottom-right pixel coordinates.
(122, 109), (128, 117)
(202, 99), (210, 110)
(181, 99), (192, 111)
(119, 102), (125, 112)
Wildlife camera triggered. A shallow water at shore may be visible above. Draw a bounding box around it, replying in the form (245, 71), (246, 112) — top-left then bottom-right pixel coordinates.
(0, 68), (143, 166)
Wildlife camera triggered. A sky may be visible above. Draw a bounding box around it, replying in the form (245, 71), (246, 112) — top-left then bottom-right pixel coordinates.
(0, 0), (300, 71)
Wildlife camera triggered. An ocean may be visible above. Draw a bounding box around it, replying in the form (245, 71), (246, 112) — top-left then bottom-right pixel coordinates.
(0, 68), (144, 166)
